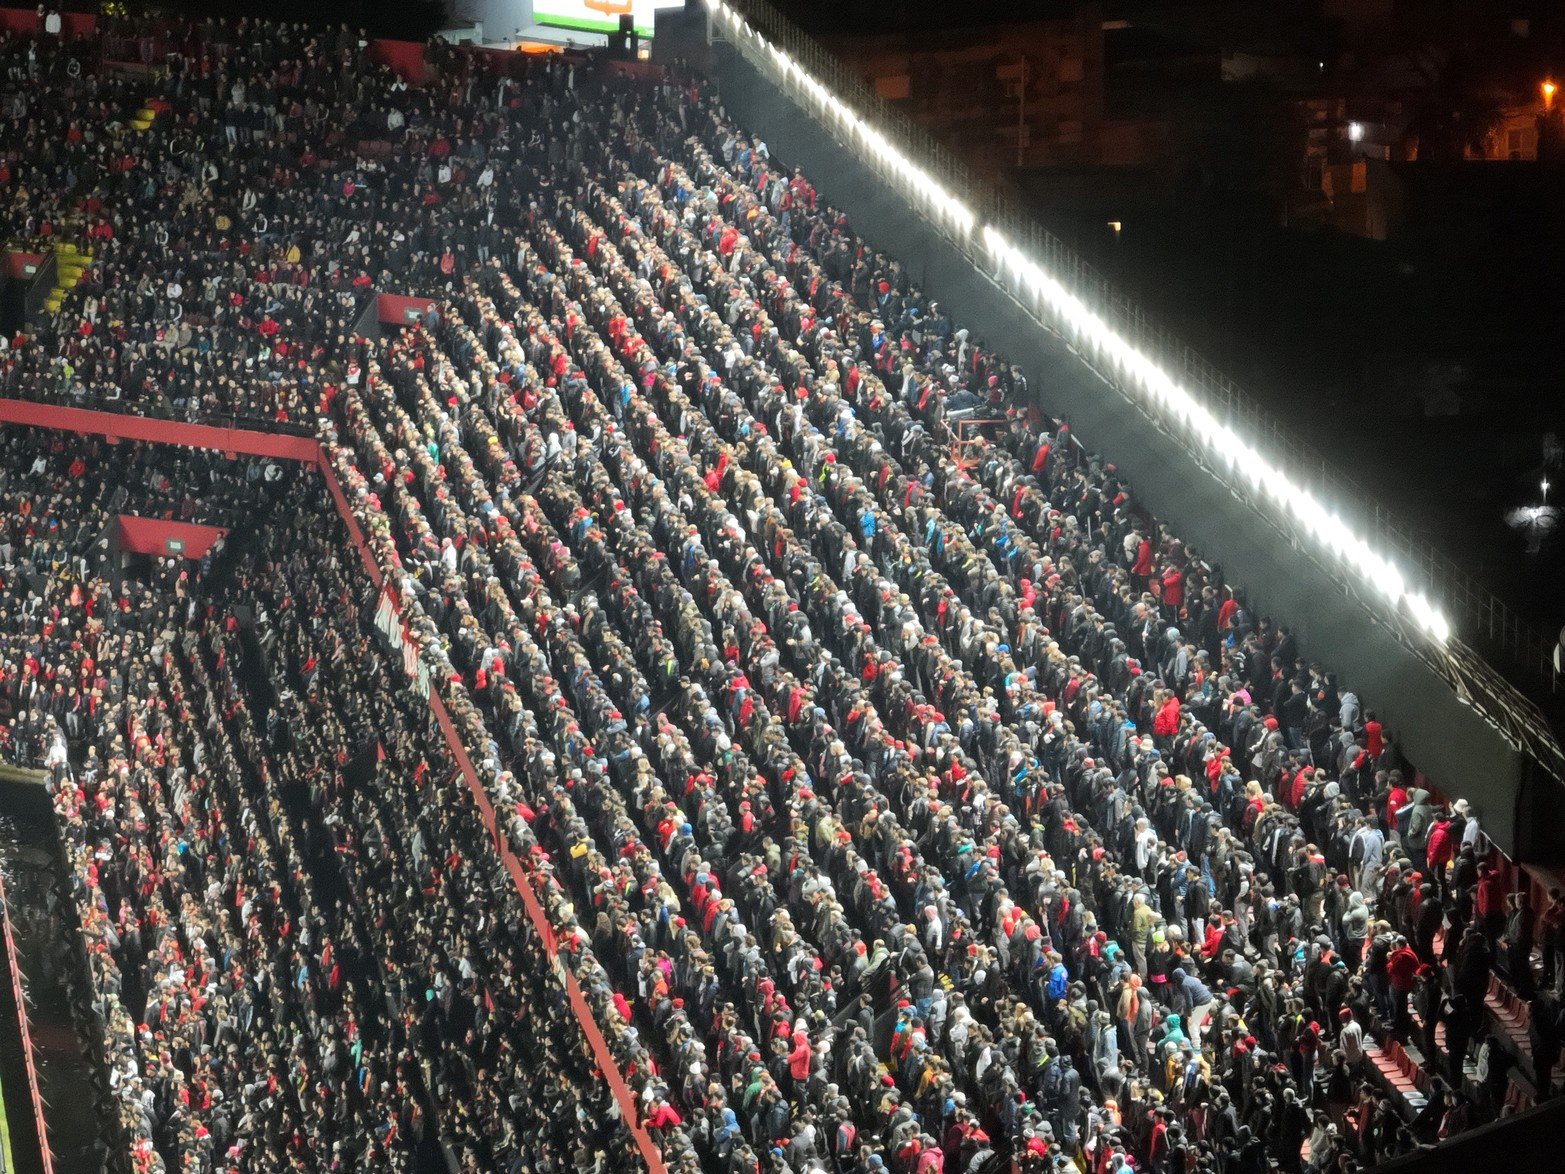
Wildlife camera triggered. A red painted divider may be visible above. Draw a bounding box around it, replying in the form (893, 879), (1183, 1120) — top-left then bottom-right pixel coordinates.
(377, 293), (438, 327)
(117, 516), (227, 560)
(3, 251), (45, 280)
(366, 38), (427, 84)
(0, 869), (56, 1174)
(0, 399), (320, 460)
(0, 7), (94, 37)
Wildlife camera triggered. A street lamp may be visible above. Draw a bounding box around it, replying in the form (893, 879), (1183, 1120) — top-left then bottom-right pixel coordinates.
(1544, 477), (1551, 506)
(1546, 80), (1558, 109)
(1348, 121), (1364, 142)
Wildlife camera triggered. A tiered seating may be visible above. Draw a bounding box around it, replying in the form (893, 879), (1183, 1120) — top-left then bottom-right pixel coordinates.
(4, 10), (1561, 1174)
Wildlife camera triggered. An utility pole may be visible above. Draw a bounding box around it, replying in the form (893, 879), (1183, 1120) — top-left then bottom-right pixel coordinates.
(1016, 55), (1028, 169)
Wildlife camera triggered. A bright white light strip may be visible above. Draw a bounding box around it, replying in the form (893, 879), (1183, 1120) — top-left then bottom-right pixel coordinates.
(705, 0), (976, 235)
(983, 223), (1449, 643)
(706, 0), (1449, 646)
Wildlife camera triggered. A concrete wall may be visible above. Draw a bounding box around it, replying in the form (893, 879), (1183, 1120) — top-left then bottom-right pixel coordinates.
(453, 0), (534, 43)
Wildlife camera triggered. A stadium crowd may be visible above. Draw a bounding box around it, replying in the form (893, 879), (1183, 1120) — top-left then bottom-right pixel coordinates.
(4, 10), (1565, 1174)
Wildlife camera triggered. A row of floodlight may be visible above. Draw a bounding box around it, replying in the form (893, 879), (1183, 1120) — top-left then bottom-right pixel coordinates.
(702, 0), (1452, 646)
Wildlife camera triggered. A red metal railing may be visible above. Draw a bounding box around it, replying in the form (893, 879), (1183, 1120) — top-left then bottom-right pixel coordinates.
(0, 869), (55, 1174)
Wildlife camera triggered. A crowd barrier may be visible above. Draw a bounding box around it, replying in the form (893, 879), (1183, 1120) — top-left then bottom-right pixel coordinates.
(0, 869), (54, 1174)
(366, 38), (428, 84)
(0, 8), (93, 38)
(0, 399), (322, 459)
(377, 293), (439, 327)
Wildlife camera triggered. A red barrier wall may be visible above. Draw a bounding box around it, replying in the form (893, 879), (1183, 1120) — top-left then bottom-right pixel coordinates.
(366, 38), (427, 84)
(377, 294), (438, 327)
(0, 8), (93, 37)
(4, 251), (45, 280)
(117, 516), (227, 560)
(0, 399), (321, 460)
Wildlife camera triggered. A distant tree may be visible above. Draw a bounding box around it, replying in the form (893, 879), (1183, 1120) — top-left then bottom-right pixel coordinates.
(1398, 51), (1510, 162)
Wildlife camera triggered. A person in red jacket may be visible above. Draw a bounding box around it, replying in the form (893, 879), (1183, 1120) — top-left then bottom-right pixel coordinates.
(1160, 562), (1185, 621)
(1152, 690), (1181, 747)
(1364, 712), (1384, 759)
(644, 1098), (683, 1132)
(1475, 862), (1507, 940)
(1387, 936), (1420, 1035)
(1425, 812), (1456, 897)
(1131, 535), (1155, 588)
(1288, 765), (1314, 811)
(786, 1030), (813, 1102)
(1384, 776), (1408, 837)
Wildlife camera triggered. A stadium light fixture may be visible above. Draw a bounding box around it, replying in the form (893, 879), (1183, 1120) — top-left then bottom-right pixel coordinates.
(707, 0), (976, 234)
(979, 225), (1450, 643)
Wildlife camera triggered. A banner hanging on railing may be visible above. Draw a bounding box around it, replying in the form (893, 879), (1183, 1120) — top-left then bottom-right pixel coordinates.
(373, 588), (432, 699)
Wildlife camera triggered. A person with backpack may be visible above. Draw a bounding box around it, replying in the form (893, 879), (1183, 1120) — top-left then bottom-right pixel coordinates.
(1044, 952), (1070, 1009)
(1384, 774), (1410, 840)
(1172, 966), (1215, 1047)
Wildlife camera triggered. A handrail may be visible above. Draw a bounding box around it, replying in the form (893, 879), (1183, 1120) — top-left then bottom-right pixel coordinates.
(712, 0), (1561, 692)
(0, 869), (56, 1174)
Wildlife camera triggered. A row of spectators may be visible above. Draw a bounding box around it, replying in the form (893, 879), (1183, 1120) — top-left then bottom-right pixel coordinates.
(4, 10), (1564, 1174)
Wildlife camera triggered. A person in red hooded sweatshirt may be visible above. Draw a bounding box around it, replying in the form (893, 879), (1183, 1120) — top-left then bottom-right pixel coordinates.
(643, 1095), (683, 1133)
(1475, 861), (1507, 941)
(1159, 561), (1185, 622)
(1152, 689), (1180, 750)
(1131, 533), (1155, 591)
(1425, 809), (1456, 898)
(787, 1029), (814, 1105)
(1386, 936), (1420, 1036)
(1384, 773), (1409, 839)
(1364, 711), (1384, 759)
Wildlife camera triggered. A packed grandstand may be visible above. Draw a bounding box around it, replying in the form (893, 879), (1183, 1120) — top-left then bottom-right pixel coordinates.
(2, 10), (1565, 1174)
